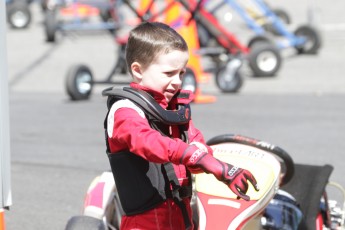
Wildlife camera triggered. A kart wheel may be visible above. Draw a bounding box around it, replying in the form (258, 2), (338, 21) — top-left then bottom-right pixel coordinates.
(99, 7), (116, 34)
(247, 35), (271, 49)
(248, 42), (282, 77)
(272, 8), (291, 24)
(113, 44), (127, 75)
(294, 25), (321, 54)
(66, 65), (93, 101)
(215, 62), (243, 93)
(192, 203), (199, 230)
(206, 134), (295, 185)
(112, 196), (122, 228)
(181, 68), (197, 94)
(7, 1), (32, 29)
(40, 0), (48, 11)
(65, 216), (106, 230)
(262, 9), (291, 35)
(44, 9), (58, 42)
(99, 7), (112, 22)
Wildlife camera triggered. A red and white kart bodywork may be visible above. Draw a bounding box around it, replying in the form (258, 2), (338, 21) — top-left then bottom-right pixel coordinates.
(192, 141), (281, 230)
(66, 135), (345, 230)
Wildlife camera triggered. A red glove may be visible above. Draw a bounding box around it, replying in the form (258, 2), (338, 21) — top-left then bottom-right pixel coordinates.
(181, 145), (259, 201)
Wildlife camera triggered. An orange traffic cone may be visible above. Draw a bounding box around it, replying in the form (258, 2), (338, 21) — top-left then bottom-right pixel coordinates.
(0, 209), (5, 230)
(162, 0), (216, 103)
(193, 88), (216, 104)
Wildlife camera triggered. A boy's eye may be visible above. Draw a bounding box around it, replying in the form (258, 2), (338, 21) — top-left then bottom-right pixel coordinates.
(164, 69), (186, 77)
(165, 70), (184, 76)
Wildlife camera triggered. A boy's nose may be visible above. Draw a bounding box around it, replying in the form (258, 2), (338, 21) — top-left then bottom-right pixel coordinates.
(171, 74), (182, 86)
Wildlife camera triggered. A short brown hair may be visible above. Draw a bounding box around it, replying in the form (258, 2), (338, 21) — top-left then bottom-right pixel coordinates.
(125, 22), (188, 75)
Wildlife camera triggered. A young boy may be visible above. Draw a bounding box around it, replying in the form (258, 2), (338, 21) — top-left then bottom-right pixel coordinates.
(104, 22), (259, 230)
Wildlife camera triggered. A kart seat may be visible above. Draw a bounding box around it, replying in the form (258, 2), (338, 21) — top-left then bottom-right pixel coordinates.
(281, 164), (333, 230)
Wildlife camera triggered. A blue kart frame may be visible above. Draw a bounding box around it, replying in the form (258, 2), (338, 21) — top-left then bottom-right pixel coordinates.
(208, 0), (322, 54)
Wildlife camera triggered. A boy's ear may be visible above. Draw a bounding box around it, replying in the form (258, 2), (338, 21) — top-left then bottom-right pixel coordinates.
(131, 62), (142, 82)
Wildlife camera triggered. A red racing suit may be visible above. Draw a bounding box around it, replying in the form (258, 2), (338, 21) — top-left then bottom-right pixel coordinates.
(106, 82), (212, 230)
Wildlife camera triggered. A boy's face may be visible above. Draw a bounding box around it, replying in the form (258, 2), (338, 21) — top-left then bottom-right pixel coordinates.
(131, 50), (189, 102)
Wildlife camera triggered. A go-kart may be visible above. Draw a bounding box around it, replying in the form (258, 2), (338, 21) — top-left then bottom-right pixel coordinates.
(64, 134), (345, 230)
(43, 0), (120, 42)
(178, 0), (282, 83)
(241, 1), (291, 28)
(218, 0), (322, 54)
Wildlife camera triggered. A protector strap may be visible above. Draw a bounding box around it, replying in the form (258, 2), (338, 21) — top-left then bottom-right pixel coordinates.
(103, 86), (191, 125)
(164, 163), (192, 230)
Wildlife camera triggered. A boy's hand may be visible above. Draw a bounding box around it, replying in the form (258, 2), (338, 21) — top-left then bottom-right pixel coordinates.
(182, 145), (259, 201)
(221, 164), (259, 200)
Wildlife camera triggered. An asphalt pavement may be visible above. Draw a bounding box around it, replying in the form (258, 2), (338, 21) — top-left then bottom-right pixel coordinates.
(4, 1), (345, 229)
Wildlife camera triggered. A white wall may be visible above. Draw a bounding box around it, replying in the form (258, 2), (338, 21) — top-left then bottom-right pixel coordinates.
(0, 0), (13, 209)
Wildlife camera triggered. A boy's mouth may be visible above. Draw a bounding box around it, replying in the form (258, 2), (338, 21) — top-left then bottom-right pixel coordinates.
(165, 89), (177, 95)
(164, 89), (177, 100)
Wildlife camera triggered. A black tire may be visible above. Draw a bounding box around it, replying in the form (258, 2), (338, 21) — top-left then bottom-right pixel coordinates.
(215, 62), (243, 93)
(248, 42), (282, 77)
(206, 134), (294, 185)
(192, 202), (199, 230)
(261, 9), (291, 35)
(294, 25), (322, 55)
(182, 68), (197, 94)
(44, 9), (58, 42)
(114, 44), (127, 75)
(65, 216), (106, 230)
(40, 0), (48, 11)
(66, 64), (93, 101)
(99, 7), (112, 22)
(112, 196), (122, 229)
(7, 1), (31, 29)
(99, 7), (116, 35)
(247, 35), (271, 49)
(272, 8), (291, 24)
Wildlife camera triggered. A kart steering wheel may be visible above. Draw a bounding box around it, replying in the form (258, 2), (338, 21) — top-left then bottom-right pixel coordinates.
(206, 134), (294, 185)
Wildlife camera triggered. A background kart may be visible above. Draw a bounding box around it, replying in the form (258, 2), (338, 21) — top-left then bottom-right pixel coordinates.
(220, 0), (322, 55)
(177, 0), (282, 87)
(43, 0), (120, 43)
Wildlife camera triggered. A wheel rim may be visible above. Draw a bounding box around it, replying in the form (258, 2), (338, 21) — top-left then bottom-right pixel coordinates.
(76, 71), (92, 94)
(182, 73), (196, 93)
(218, 69), (237, 90)
(298, 33), (315, 51)
(11, 11), (28, 28)
(256, 51), (278, 72)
